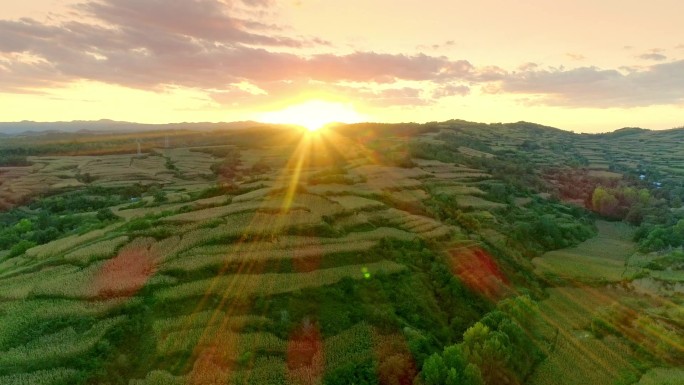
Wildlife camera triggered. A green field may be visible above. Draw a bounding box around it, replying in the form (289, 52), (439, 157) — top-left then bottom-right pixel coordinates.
(532, 221), (636, 282)
(0, 121), (682, 384)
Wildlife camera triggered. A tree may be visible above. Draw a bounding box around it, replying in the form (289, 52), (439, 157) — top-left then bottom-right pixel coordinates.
(96, 208), (118, 222)
(422, 354), (446, 385)
(153, 190), (168, 203)
(674, 219), (684, 242)
(422, 346), (484, 385)
(13, 218), (33, 234)
(592, 187), (619, 218)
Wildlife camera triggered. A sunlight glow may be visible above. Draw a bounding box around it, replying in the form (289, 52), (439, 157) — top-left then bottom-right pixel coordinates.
(257, 100), (365, 131)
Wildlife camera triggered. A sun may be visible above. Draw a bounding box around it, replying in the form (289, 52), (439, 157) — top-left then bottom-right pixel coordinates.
(257, 100), (365, 131)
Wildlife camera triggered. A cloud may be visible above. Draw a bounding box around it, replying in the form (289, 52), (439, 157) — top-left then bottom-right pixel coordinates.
(305, 52), (478, 83)
(369, 87), (430, 106)
(417, 40), (457, 51)
(77, 0), (300, 47)
(495, 60), (684, 107)
(566, 53), (585, 61)
(0, 1), (499, 108)
(638, 53), (667, 61)
(1, 0), (681, 110)
(432, 84), (470, 98)
(239, 0), (275, 6)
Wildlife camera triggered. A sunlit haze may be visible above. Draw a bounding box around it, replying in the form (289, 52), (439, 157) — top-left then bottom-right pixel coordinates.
(257, 101), (365, 131)
(0, 1), (682, 132)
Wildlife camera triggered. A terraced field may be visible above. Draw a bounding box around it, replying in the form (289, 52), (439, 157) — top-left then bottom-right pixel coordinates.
(529, 222), (684, 385)
(0, 128), (514, 384)
(532, 221), (637, 283)
(2, 122), (682, 384)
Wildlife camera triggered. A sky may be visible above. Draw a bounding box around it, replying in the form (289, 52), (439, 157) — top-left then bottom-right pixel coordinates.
(0, 0), (683, 132)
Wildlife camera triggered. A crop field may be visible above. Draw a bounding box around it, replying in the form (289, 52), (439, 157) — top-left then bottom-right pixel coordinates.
(533, 221), (636, 282)
(529, 332), (640, 385)
(327, 195), (385, 211)
(160, 200), (292, 223)
(25, 224), (122, 259)
(0, 368), (82, 385)
(458, 146), (494, 158)
(1, 122), (684, 384)
(159, 148), (216, 177)
(531, 283), (684, 385)
(636, 368), (684, 385)
(63, 235), (129, 264)
(0, 298), (135, 350)
(382, 188), (429, 203)
(174, 227), (417, 261)
(154, 260), (407, 301)
(161, 239), (380, 273)
(153, 312), (272, 337)
(430, 184), (485, 196)
(157, 326), (286, 357)
(453, 195), (506, 210)
(587, 170), (622, 179)
(0, 316), (126, 369)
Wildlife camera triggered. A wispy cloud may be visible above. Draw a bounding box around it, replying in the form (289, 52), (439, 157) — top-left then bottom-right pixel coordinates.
(637, 53), (667, 61)
(0, 0), (499, 108)
(432, 84), (470, 98)
(494, 60), (684, 107)
(566, 53), (586, 61)
(1, 0), (683, 110)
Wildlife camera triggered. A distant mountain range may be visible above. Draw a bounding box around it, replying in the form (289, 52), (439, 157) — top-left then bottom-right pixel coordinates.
(1, 119), (680, 137)
(0, 119), (273, 135)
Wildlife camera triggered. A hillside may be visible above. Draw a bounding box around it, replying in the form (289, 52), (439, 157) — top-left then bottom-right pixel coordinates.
(0, 121), (682, 385)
